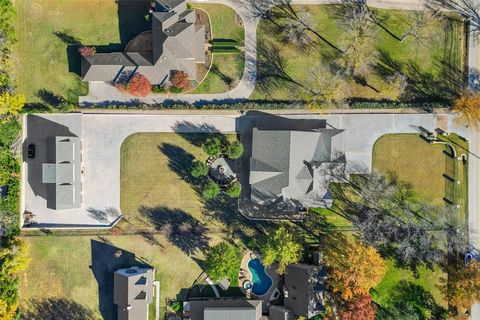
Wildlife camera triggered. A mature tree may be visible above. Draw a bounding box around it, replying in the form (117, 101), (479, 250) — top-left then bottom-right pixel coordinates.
(400, 11), (442, 44)
(204, 242), (241, 281)
(170, 70), (190, 91)
(338, 294), (376, 320)
(202, 137), (223, 157)
(301, 64), (350, 105)
(261, 226), (302, 274)
(191, 161), (209, 178)
(379, 72), (408, 101)
(323, 236), (386, 300)
(0, 299), (16, 320)
(281, 9), (315, 49)
(439, 260), (480, 315)
(0, 237), (30, 276)
(452, 91), (480, 126)
(0, 93), (24, 123)
(202, 179), (220, 200)
(337, 0), (377, 76)
(225, 181), (241, 198)
(225, 141), (244, 159)
(127, 73), (152, 97)
(78, 46), (96, 57)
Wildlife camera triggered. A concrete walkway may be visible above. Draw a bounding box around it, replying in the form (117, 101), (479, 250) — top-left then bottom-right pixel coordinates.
(80, 0), (431, 106)
(22, 112), (471, 228)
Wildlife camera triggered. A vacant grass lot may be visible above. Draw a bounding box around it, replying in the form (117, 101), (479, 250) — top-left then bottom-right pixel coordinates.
(373, 134), (447, 205)
(19, 234), (201, 320)
(14, 0), (150, 103)
(191, 4), (245, 94)
(251, 5), (464, 101)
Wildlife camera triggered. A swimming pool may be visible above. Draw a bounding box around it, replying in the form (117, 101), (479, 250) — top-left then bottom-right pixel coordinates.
(248, 258), (273, 296)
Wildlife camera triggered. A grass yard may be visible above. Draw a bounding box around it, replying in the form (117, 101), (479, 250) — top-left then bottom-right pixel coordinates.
(14, 0), (150, 103)
(372, 259), (447, 310)
(373, 133), (469, 223)
(251, 5), (464, 102)
(373, 134), (448, 205)
(190, 4), (245, 94)
(19, 234), (202, 320)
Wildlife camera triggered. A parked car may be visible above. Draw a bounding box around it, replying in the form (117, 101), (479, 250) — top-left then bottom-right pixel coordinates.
(28, 144), (35, 159)
(0, 185), (7, 197)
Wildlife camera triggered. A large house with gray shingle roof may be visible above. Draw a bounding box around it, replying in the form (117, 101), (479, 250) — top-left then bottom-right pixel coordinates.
(248, 127), (346, 211)
(81, 0), (205, 84)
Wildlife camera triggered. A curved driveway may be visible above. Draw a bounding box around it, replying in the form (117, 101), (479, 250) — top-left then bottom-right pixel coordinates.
(79, 0), (429, 106)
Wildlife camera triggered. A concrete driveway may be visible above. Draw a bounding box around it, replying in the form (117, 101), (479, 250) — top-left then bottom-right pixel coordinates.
(21, 112), (471, 228)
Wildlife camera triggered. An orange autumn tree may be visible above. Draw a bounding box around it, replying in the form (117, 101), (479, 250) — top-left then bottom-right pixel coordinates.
(170, 70), (190, 91)
(127, 73), (152, 97)
(452, 92), (480, 127)
(323, 235), (387, 300)
(439, 260), (480, 315)
(338, 294), (376, 320)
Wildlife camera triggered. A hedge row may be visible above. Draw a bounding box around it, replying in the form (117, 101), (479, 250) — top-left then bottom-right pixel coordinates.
(80, 100), (452, 111)
(349, 101), (450, 110)
(211, 39), (240, 46)
(211, 47), (241, 54)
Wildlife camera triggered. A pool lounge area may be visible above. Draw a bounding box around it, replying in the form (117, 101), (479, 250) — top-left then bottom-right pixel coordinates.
(239, 251), (281, 309)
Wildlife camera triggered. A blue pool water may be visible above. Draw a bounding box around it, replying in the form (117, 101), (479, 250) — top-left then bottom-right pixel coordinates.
(248, 258), (273, 296)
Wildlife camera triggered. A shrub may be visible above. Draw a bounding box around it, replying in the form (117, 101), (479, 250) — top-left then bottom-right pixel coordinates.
(202, 137), (223, 157)
(78, 46), (96, 58)
(171, 301), (182, 312)
(152, 85), (166, 93)
(0, 119), (20, 148)
(170, 70), (190, 90)
(202, 179), (220, 200)
(211, 47), (241, 54)
(211, 39), (240, 47)
(225, 141), (244, 159)
(225, 181), (241, 198)
(191, 161), (209, 178)
(127, 73), (152, 97)
(170, 86), (183, 94)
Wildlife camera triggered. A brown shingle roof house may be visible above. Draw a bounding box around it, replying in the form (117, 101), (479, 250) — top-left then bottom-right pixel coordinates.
(81, 0), (205, 84)
(113, 266), (155, 320)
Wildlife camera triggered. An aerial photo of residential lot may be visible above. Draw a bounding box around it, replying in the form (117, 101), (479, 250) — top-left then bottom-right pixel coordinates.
(1, 0), (480, 319)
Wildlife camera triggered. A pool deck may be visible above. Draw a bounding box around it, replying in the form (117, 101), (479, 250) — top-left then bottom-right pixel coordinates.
(239, 251), (281, 310)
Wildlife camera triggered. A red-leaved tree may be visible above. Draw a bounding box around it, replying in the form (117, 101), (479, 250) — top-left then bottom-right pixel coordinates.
(338, 294), (376, 320)
(170, 70), (190, 90)
(78, 46), (96, 57)
(127, 73), (152, 97)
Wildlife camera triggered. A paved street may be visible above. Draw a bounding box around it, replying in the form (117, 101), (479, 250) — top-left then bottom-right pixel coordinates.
(22, 112), (470, 228)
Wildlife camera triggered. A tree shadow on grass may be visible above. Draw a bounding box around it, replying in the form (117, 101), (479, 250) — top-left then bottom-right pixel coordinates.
(376, 280), (448, 320)
(158, 143), (200, 187)
(90, 240), (150, 320)
(203, 194), (276, 247)
(171, 121), (229, 147)
(21, 298), (97, 320)
(139, 206), (210, 255)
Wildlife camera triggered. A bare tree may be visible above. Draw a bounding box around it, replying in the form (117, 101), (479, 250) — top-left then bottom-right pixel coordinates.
(429, 0), (480, 37)
(299, 64), (351, 104)
(379, 72), (408, 100)
(337, 0), (378, 76)
(399, 10), (443, 43)
(282, 9), (315, 49)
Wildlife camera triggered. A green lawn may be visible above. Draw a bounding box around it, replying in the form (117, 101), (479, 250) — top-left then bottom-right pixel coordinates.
(372, 259), (447, 309)
(251, 5), (464, 101)
(190, 3), (245, 94)
(13, 0), (150, 103)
